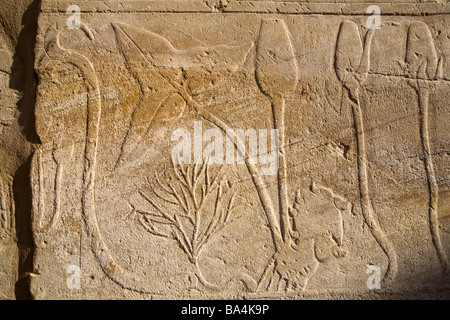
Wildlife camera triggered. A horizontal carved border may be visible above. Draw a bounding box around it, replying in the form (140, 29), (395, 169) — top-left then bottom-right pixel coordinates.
(41, 1), (449, 15)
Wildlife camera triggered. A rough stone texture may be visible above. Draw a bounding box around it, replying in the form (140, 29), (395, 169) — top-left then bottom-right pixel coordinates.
(0, 0), (37, 299)
(0, 0), (450, 299)
(0, 31), (18, 299)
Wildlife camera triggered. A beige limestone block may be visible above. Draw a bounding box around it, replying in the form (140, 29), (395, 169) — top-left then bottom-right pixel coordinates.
(29, 0), (450, 299)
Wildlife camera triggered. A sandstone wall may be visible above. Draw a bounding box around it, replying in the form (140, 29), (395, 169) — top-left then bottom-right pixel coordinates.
(0, 0), (449, 299)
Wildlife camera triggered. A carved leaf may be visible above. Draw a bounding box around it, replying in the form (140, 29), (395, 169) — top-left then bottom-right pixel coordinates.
(138, 215), (174, 240)
(141, 211), (173, 225)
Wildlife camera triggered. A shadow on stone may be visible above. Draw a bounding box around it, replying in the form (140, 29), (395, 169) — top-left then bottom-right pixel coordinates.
(10, 0), (40, 300)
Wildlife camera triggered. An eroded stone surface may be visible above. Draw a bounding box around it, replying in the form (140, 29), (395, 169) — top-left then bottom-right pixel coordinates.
(11, 0), (450, 299)
(0, 0), (37, 300)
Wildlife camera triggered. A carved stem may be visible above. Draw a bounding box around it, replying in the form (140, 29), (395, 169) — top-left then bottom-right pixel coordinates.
(416, 82), (449, 271)
(350, 91), (398, 287)
(272, 97), (290, 244)
(198, 110), (283, 252)
(194, 259), (222, 291)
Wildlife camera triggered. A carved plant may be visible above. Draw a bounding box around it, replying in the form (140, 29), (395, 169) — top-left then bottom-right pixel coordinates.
(255, 19), (299, 246)
(134, 161), (239, 265)
(335, 21), (397, 286)
(251, 19), (354, 293)
(403, 21), (448, 271)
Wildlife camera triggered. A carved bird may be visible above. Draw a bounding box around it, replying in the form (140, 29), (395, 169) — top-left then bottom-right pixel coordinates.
(111, 22), (254, 169)
(112, 22), (253, 71)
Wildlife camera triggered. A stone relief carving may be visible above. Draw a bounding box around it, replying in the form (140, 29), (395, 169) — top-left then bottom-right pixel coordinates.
(33, 21), (98, 238)
(132, 161), (245, 290)
(29, 4), (450, 298)
(259, 182), (350, 292)
(335, 19), (450, 282)
(403, 21), (449, 272)
(0, 32), (20, 299)
(335, 20), (397, 286)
